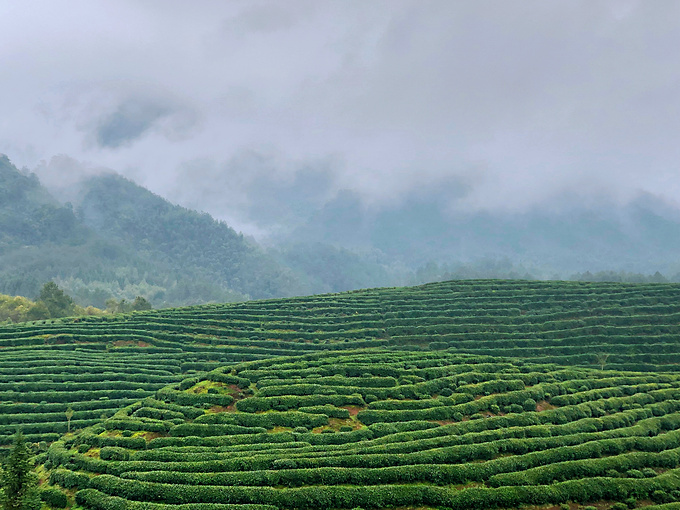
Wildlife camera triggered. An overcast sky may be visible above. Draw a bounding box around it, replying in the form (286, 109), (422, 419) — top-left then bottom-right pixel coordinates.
(1, 1), (680, 235)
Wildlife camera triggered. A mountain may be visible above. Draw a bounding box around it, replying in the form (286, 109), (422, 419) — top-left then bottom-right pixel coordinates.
(4, 152), (680, 309)
(273, 242), (400, 294)
(0, 155), (122, 300)
(0, 154), (88, 249)
(0, 156), (306, 307)
(75, 172), (306, 301)
(289, 188), (680, 277)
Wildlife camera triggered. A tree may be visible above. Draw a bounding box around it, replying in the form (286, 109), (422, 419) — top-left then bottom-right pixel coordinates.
(24, 301), (50, 321)
(0, 433), (40, 510)
(38, 282), (75, 318)
(131, 296), (152, 311)
(595, 352), (610, 371)
(105, 296), (152, 314)
(65, 407), (74, 433)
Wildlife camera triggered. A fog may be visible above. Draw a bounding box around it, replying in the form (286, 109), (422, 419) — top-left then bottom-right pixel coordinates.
(2, 1), (680, 237)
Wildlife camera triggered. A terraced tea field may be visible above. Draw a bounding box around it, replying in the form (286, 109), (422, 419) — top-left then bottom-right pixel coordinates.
(0, 290), (386, 445)
(5, 279), (680, 509)
(48, 350), (680, 509)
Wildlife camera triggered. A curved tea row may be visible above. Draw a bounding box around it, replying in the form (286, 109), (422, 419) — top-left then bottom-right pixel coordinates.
(45, 350), (680, 509)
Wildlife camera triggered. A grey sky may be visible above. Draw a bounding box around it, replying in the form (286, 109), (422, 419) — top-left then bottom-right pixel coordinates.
(1, 1), (680, 235)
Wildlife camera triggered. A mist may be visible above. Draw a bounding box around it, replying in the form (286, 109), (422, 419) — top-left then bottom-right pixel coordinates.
(0, 1), (678, 232)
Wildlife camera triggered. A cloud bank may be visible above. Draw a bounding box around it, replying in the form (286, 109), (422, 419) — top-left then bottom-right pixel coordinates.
(1, 0), (680, 235)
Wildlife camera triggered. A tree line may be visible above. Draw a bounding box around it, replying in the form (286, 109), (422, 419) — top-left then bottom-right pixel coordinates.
(0, 282), (152, 323)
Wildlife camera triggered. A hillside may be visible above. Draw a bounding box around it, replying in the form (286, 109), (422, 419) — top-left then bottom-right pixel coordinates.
(289, 188), (680, 275)
(0, 156), (189, 304)
(60, 351), (680, 510)
(0, 155), (88, 248)
(0, 156), (307, 307)
(2, 279), (680, 508)
(5, 278), (680, 443)
(75, 173), (306, 302)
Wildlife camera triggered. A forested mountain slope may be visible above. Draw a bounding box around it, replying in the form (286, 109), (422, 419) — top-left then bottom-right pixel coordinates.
(6, 153), (680, 310)
(290, 188), (680, 275)
(0, 156), (305, 307)
(75, 173), (304, 303)
(0, 155), (87, 248)
(0, 155), (142, 301)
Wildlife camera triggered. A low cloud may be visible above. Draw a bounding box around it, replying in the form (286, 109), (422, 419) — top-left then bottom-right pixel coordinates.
(1, 1), (680, 235)
(94, 97), (173, 148)
(166, 150), (340, 236)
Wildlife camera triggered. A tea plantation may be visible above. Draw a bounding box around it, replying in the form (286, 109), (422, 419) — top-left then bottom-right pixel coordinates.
(5, 279), (680, 509)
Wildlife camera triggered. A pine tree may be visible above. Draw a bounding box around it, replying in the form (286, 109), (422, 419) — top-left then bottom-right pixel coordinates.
(0, 432), (38, 510)
(38, 281), (75, 318)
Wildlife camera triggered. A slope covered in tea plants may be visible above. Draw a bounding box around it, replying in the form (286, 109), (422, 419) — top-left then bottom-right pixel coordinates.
(382, 280), (680, 372)
(47, 350), (680, 510)
(4, 279), (680, 448)
(0, 291), (385, 446)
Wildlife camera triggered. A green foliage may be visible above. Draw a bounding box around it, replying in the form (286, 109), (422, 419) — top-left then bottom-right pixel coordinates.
(48, 469), (90, 490)
(38, 487), (67, 508)
(0, 287), (104, 323)
(38, 282), (75, 319)
(0, 295), (49, 323)
(0, 156), (302, 307)
(0, 433), (39, 510)
(38, 346), (680, 510)
(75, 173), (305, 302)
(104, 296), (152, 314)
(99, 447), (129, 462)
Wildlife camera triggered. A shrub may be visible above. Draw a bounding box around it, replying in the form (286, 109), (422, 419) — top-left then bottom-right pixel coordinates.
(651, 490), (674, 503)
(641, 467), (657, 478)
(178, 377), (198, 391)
(100, 446), (130, 461)
(49, 469), (90, 490)
(39, 487), (68, 508)
(523, 398), (537, 412)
